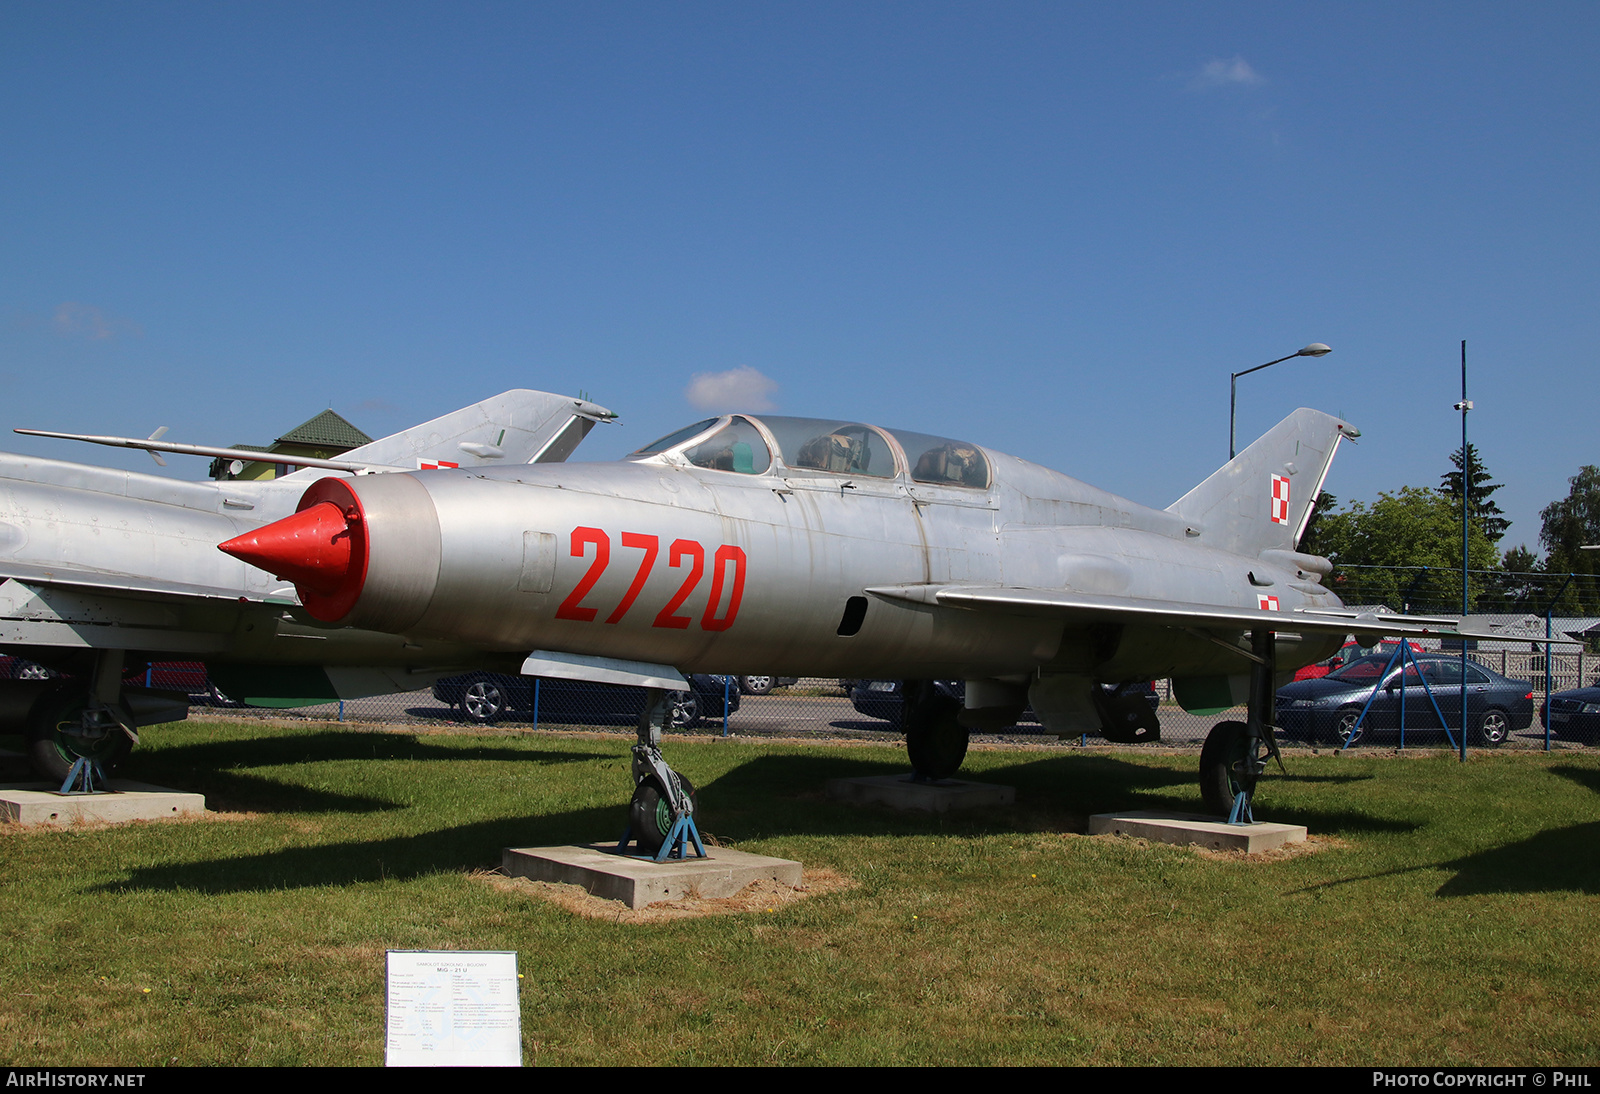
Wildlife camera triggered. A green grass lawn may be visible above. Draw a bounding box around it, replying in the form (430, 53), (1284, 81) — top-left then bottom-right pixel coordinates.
(3, 720), (1598, 1066)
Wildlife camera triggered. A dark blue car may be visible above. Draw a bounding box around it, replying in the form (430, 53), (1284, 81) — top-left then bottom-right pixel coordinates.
(1275, 654), (1533, 747)
(1540, 684), (1600, 744)
(432, 671), (739, 729)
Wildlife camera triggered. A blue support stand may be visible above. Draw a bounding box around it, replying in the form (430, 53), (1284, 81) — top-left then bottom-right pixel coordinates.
(1227, 790), (1255, 826)
(58, 756), (108, 795)
(617, 814), (708, 863)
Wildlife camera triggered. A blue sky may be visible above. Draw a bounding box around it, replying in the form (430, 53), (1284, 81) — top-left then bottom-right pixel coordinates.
(3, 2), (1595, 555)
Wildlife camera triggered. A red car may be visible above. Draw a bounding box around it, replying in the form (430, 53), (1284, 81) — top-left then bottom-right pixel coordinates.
(1294, 639), (1426, 682)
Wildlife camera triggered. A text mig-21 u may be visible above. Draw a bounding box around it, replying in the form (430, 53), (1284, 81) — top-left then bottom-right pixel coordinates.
(221, 407), (1462, 848)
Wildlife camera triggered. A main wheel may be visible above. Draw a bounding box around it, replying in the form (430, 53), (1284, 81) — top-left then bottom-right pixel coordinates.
(629, 774), (697, 854)
(460, 680), (507, 724)
(1472, 708), (1511, 747)
(25, 686), (133, 783)
(667, 690), (701, 729)
(1199, 720), (1258, 818)
(904, 682), (969, 780)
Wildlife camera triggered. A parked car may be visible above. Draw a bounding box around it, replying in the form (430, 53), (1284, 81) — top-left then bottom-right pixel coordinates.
(737, 675), (799, 696)
(848, 680), (1153, 730)
(1276, 654), (1534, 746)
(0, 655), (217, 696)
(1540, 683), (1600, 743)
(1293, 639), (1425, 681)
(431, 671), (740, 728)
(849, 679), (963, 725)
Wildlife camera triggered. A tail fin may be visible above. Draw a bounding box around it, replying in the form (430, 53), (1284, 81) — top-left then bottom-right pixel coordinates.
(1166, 408), (1358, 557)
(282, 389), (615, 480)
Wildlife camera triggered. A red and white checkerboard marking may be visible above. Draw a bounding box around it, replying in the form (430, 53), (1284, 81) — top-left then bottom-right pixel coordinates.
(1270, 473), (1290, 525)
(418, 459), (461, 471)
(1257, 594), (1280, 611)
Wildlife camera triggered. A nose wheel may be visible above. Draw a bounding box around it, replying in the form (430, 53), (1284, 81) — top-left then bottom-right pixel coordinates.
(618, 687), (707, 862)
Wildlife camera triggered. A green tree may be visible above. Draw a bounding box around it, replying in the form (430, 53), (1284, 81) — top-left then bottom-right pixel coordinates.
(1296, 489), (1336, 556)
(1318, 486), (1499, 613)
(1538, 466), (1600, 615)
(1438, 443), (1510, 544)
(1484, 543), (1545, 614)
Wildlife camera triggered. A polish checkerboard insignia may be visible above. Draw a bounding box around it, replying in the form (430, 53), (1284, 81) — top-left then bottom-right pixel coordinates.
(1270, 474), (1290, 524)
(1258, 594), (1280, 611)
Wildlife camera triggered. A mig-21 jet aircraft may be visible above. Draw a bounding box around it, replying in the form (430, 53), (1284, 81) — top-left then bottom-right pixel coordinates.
(220, 406), (1466, 848)
(0, 389), (615, 779)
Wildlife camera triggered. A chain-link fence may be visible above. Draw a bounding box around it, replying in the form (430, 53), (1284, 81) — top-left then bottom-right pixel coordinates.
(188, 665), (1597, 752)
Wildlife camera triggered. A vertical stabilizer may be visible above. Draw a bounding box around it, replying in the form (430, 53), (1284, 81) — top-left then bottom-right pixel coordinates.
(1166, 408), (1358, 557)
(282, 390), (614, 479)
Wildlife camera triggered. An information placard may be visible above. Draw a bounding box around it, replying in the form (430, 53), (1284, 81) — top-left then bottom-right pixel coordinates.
(385, 950), (521, 1067)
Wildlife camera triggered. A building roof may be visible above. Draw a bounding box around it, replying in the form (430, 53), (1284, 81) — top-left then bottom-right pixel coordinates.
(274, 409), (372, 450)
(1463, 614), (1600, 643)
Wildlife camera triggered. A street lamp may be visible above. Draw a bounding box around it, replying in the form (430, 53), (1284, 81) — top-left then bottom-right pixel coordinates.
(1229, 343), (1332, 459)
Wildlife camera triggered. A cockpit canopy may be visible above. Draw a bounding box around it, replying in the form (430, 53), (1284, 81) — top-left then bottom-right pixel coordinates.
(628, 415), (990, 489)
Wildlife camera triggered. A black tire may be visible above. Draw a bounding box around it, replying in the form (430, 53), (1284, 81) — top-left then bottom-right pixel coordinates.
(667, 690), (701, 729)
(1199, 720), (1257, 818)
(1331, 706), (1365, 748)
(629, 774), (697, 854)
(460, 680), (507, 724)
(739, 675), (775, 696)
(25, 686), (132, 783)
(1472, 708), (1511, 748)
(904, 682), (969, 780)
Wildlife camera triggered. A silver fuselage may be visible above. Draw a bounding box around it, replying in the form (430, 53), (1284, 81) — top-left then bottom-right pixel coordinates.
(325, 446), (1343, 685)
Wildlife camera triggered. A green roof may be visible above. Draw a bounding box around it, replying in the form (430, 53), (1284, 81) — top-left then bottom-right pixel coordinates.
(274, 409), (372, 450)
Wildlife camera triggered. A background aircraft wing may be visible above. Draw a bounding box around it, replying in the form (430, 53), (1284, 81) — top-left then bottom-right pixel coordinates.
(0, 560), (273, 604)
(14, 389), (617, 478)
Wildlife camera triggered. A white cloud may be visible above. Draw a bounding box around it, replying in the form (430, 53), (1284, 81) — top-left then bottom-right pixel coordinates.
(684, 365), (778, 412)
(1190, 56), (1264, 91)
(51, 301), (140, 340)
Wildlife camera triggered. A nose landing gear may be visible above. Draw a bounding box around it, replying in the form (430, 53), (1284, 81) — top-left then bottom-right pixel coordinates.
(619, 687), (706, 862)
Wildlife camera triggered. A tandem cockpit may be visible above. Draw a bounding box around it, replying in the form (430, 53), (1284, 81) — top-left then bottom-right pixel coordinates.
(625, 414), (992, 490)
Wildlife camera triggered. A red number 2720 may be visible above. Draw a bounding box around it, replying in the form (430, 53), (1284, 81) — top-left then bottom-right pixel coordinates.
(554, 527), (746, 632)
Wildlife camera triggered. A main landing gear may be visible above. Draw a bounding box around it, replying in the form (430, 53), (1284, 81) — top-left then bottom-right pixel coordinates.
(619, 687), (706, 862)
(1198, 627), (1285, 822)
(902, 680), (969, 781)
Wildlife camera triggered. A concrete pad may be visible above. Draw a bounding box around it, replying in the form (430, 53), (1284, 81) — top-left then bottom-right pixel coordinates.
(1088, 810), (1306, 853)
(826, 774), (1014, 813)
(0, 781), (207, 827)
(503, 844), (803, 910)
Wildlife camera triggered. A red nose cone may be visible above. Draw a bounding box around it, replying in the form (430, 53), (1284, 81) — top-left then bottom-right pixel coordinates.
(220, 502), (353, 595)
(220, 478), (370, 622)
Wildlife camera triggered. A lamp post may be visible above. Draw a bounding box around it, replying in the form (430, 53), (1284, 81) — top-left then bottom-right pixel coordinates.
(1229, 343), (1332, 459)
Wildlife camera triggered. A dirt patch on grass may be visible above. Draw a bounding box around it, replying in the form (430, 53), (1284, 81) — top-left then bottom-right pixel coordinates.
(471, 866), (856, 923)
(1191, 833), (1349, 862)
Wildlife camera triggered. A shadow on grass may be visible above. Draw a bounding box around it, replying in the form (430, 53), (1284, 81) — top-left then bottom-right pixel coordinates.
(699, 752), (1415, 840)
(1434, 821), (1600, 896)
(1551, 762), (1600, 797)
(87, 806), (632, 894)
(94, 744), (1424, 894)
(135, 731), (614, 814)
